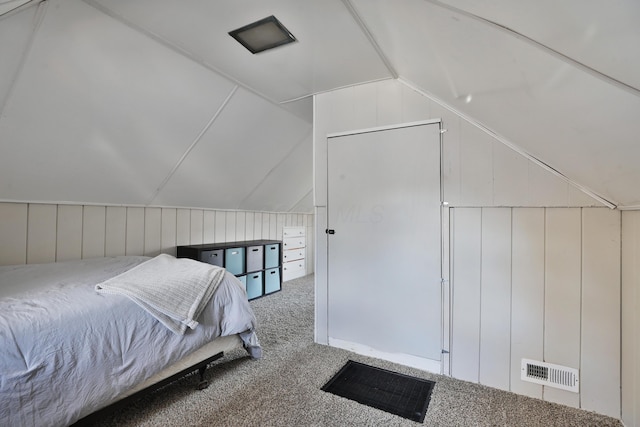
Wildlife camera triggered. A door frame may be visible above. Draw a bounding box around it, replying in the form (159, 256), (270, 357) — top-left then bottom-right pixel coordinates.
(315, 119), (450, 374)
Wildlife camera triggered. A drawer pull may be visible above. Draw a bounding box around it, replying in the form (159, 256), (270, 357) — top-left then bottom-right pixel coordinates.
(270, 270), (276, 275)
(253, 275), (259, 279)
(252, 248), (259, 252)
(231, 251), (239, 255)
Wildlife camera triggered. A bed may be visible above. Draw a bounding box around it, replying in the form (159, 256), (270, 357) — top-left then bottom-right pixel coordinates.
(0, 254), (261, 427)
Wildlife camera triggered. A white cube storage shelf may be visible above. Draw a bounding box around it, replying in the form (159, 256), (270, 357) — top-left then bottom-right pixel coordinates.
(177, 240), (282, 300)
(283, 226), (306, 281)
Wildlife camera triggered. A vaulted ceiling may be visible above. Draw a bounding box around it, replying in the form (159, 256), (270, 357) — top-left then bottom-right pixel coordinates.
(1, 0), (639, 211)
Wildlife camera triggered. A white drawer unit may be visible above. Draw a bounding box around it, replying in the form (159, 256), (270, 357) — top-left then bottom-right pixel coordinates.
(282, 226), (306, 281)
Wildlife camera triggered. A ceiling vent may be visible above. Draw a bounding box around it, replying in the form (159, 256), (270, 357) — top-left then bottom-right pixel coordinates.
(521, 359), (579, 393)
(229, 15), (297, 54)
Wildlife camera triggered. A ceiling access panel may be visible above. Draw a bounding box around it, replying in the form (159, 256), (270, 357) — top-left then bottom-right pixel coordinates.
(89, 0), (393, 103)
(0, 0), (237, 205)
(151, 87), (312, 210)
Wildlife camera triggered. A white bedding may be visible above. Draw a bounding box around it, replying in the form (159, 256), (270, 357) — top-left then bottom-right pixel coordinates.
(95, 254), (227, 335)
(0, 255), (261, 427)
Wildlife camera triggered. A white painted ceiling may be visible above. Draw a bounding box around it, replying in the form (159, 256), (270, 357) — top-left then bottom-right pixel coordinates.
(0, 0), (639, 210)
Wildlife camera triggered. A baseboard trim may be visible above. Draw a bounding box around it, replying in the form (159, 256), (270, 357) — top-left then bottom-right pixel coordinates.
(328, 337), (441, 374)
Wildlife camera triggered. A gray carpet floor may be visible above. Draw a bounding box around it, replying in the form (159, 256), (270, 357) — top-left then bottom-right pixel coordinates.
(94, 274), (622, 426)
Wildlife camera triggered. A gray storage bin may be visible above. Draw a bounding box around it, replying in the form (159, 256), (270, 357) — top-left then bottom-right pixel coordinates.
(246, 245), (264, 272)
(199, 249), (224, 267)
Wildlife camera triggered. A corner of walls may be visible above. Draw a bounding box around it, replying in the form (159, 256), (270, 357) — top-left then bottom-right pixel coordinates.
(622, 210), (640, 427)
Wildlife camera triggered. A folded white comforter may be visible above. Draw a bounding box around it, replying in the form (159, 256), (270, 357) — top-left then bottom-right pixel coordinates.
(95, 254), (226, 335)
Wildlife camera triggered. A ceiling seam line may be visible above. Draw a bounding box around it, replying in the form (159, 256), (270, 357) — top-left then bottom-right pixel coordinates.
(399, 77), (618, 210)
(237, 129), (313, 210)
(145, 85), (238, 206)
(80, 0), (299, 111)
(0, 0), (47, 119)
(341, 0), (398, 79)
(423, 0), (640, 98)
(280, 77), (394, 104)
(287, 188), (313, 213)
(0, 0), (39, 20)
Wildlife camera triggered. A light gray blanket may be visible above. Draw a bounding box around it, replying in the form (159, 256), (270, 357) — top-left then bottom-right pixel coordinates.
(0, 256), (261, 427)
(96, 254), (225, 335)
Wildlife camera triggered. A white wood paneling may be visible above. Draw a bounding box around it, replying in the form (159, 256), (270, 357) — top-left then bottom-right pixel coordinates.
(245, 212), (254, 240)
(479, 208), (512, 390)
(82, 206), (106, 259)
(253, 212), (262, 240)
(261, 212), (270, 240)
(269, 213), (278, 239)
(544, 208), (581, 408)
(0, 203), (27, 265)
(459, 124), (493, 206)
(27, 204), (57, 264)
(352, 83), (377, 130)
(203, 210), (215, 243)
(105, 206), (126, 257)
(190, 210), (203, 245)
(214, 211), (226, 243)
(401, 83), (432, 123)
(449, 207), (620, 416)
(161, 208), (177, 255)
(0, 202), (313, 272)
(493, 142), (528, 206)
(451, 207), (482, 382)
(622, 211), (640, 427)
(276, 213), (284, 240)
(235, 211), (245, 241)
(144, 208), (161, 256)
(56, 205), (82, 262)
(376, 79), (403, 126)
(176, 209), (191, 246)
(510, 208), (545, 398)
(581, 209), (621, 417)
(225, 211), (236, 242)
(528, 163), (571, 206)
(126, 207), (144, 256)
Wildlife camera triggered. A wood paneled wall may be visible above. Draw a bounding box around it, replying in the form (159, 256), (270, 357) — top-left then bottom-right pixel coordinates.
(451, 207), (621, 418)
(0, 202), (314, 273)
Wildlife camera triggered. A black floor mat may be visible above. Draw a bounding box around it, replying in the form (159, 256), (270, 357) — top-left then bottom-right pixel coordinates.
(321, 360), (435, 423)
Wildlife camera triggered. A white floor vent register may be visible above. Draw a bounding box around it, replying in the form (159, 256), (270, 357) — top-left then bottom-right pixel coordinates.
(521, 359), (579, 393)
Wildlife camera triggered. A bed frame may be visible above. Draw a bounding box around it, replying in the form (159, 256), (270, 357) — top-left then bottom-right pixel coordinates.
(72, 334), (243, 425)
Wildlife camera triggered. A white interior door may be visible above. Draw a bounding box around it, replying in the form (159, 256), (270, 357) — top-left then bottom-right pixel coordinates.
(327, 123), (442, 362)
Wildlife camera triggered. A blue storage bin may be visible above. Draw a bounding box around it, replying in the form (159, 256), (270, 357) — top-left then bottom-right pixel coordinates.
(246, 272), (263, 300)
(264, 268), (280, 294)
(237, 275), (247, 292)
(224, 247), (245, 275)
(264, 244), (280, 269)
